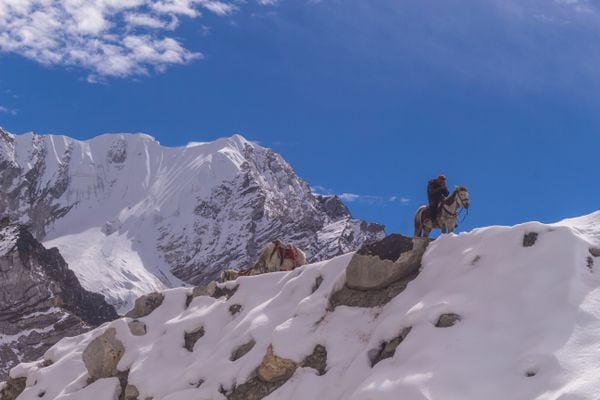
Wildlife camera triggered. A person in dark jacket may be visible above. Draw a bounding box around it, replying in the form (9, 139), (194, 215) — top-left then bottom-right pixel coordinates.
(427, 175), (449, 223)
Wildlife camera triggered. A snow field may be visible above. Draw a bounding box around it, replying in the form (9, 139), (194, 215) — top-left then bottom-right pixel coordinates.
(9, 213), (600, 400)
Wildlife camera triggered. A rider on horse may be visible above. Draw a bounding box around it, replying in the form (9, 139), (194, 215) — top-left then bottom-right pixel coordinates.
(427, 175), (449, 223)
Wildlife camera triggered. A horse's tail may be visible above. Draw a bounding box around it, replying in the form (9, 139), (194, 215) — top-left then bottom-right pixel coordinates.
(414, 207), (424, 238)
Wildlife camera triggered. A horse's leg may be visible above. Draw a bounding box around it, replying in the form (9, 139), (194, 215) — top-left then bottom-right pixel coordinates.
(414, 212), (422, 238)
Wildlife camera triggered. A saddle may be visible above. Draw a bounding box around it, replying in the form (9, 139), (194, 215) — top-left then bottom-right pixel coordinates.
(271, 240), (301, 269)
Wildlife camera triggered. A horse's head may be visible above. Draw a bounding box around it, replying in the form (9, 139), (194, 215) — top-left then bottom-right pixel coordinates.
(455, 186), (470, 209)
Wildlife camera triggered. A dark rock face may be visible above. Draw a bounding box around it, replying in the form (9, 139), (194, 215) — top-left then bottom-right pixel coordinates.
(184, 326), (205, 352)
(435, 313), (461, 328)
(0, 222), (118, 380)
(356, 234), (415, 261)
(301, 345), (327, 376)
(369, 327), (412, 367)
(231, 340), (256, 362)
(523, 232), (538, 247)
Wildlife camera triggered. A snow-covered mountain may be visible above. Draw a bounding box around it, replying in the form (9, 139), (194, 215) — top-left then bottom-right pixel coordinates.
(0, 128), (384, 312)
(4, 212), (600, 400)
(0, 220), (117, 381)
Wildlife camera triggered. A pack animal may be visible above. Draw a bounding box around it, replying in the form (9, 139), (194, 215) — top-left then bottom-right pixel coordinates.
(220, 240), (307, 282)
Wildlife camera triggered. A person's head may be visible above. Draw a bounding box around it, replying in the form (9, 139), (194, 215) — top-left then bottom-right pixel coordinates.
(437, 175), (446, 185)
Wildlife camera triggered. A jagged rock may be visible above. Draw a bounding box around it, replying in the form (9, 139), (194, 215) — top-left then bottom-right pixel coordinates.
(125, 293), (164, 319)
(436, 313), (461, 328)
(368, 327), (411, 367)
(184, 327), (205, 352)
(301, 345), (327, 375)
(128, 320), (147, 336)
(257, 345), (297, 383)
(231, 340), (256, 362)
(229, 304), (242, 316)
(83, 328), (125, 381)
(226, 377), (283, 400)
(0, 376), (26, 400)
(193, 281), (217, 298)
(124, 384), (139, 400)
(0, 223), (117, 379)
(346, 235), (428, 290)
(211, 284), (239, 300)
(590, 247), (600, 257)
(523, 232), (538, 247)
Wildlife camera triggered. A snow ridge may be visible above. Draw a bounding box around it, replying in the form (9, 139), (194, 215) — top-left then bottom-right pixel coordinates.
(7, 213), (600, 400)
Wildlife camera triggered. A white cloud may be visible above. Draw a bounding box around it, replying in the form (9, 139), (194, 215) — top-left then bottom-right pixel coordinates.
(0, 0), (270, 79)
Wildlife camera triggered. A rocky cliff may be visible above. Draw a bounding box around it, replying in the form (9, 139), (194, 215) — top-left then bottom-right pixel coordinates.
(0, 220), (117, 380)
(0, 128), (384, 311)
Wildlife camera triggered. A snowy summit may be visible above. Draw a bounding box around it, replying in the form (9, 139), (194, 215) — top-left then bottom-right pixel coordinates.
(0, 129), (384, 313)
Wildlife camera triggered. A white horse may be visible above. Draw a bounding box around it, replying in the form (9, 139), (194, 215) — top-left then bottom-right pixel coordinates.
(220, 240), (307, 282)
(414, 186), (470, 238)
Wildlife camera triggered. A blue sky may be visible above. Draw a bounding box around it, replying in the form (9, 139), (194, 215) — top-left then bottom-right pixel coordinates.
(0, 0), (599, 235)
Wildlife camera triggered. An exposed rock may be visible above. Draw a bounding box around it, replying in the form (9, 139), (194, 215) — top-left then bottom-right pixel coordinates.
(0, 376), (26, 400)
(301, 345), (327, 376)
(346, 235), (428, 291)
(0, 223), (117, 379)
(193, 281), (217, 298)
(312, 276), (324, 294)
(211, 284), (239, 300)
(83, 328), (125, 381)
(125, 293), (164, 319)
(229, 304), (242, 316)
(257, 345), (297, 383)
(124, 384), (139, 400)
(128, 320), (147, 336)
(330, 267), (420, 309)
(590, 247), (600, 257)
(226, 377), (283, 400)
(231, 340), (256, 362)
(436, 313), (461, 328)
(523, 232), (538, 247)
(184, 327), (205, 352)
(587, 256), (594, 272)
(368, 327), (411, 367)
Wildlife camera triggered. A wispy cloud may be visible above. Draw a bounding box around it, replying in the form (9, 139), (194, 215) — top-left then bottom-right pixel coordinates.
(0, 105), (17, 116)
(313, 186), (410, 205)
(0, 0), (274, 81)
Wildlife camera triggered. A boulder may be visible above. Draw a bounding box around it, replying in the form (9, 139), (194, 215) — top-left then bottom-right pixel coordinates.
(300, 345), (327, 376)
(257, 345), (297, 383)
(125, 293), (164, 319)
(436, 313), (461, 328)
(192, 281), (217, 298)
(590, 247), (600, 258)
(346, 235), (428, 290)
(124, 384), (139, 400)
(0, 376), (26, 400)
(128, 320), (146, 336)
(231, 339), (256, 362)
(523, 232), (538, 247)
(82, 328), (125, 381)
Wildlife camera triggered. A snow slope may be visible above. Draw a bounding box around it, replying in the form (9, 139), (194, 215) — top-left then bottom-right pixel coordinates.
(0, 129), (384, 312)
(6, 212), (600, 400)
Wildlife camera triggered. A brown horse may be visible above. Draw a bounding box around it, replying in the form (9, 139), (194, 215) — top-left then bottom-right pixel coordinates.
(414, 186), (470, 238)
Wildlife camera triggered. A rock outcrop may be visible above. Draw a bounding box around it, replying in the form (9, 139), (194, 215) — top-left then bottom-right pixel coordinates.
(0, 221), (117, 380)
(346, 234), (429, 290)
